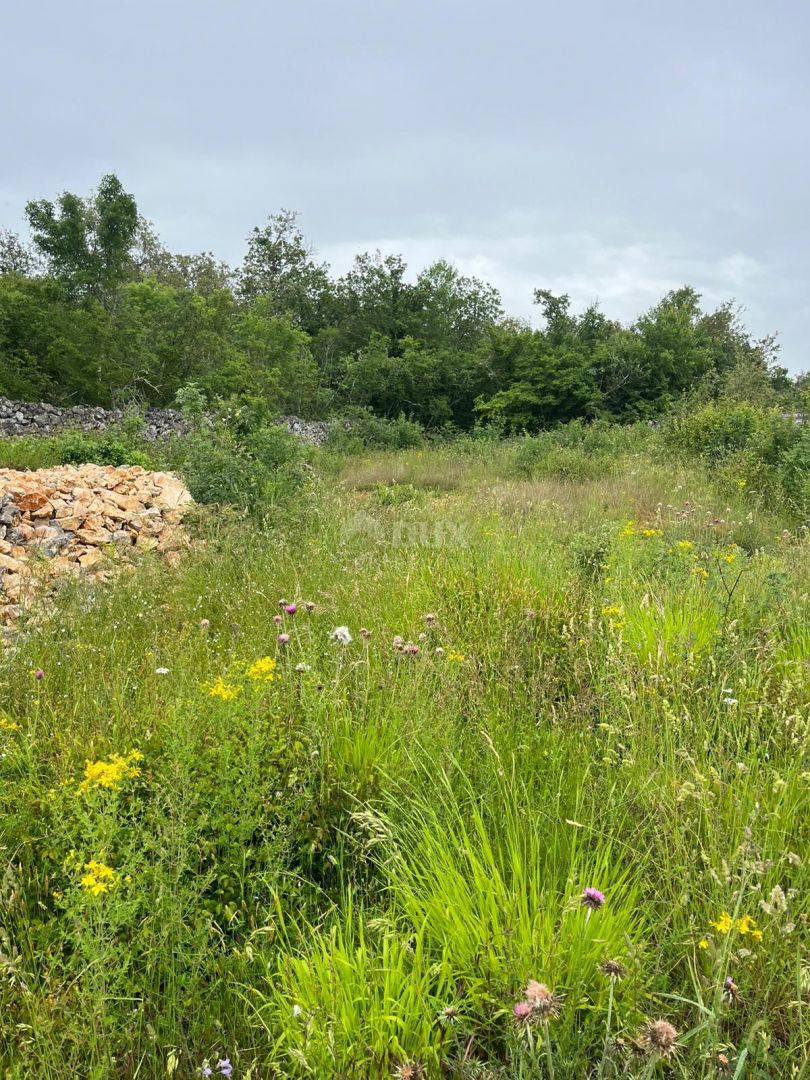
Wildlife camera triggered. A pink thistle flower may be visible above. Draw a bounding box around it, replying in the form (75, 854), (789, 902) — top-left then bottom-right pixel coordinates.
(35, 669), (44, 680)
(285, 604), (298, 615)
(273, 614), (283, 625)
(513, 1001), (532, 1022)
(277, 633), (290, 644)
(582, 887), (605, 911)
(359, 627), (372, 639)
(199, 618), (210, 630)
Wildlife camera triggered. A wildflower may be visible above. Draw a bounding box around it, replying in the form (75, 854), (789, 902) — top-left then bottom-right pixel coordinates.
(80, 860), (118, 896)
(640, 1019), (679, 1058)
(735, 914), (758, 936)
(710, 912), (734, 934)
(35, 669), (44, 680)
(581, 887), (605, 911)
(447, 651), (465, 662)
(525, 608), (537, 618)
(285, 603), (298, 615)
(305, 601), (315, 612)
(751, 928), (763, 942)
(513, 1001), (532, 1023)
(723, 976), (739, 1003)
(359, 627), (372, 639)
(439, 1005), (459, 1025)
(202, 1066), (213, 1079)
(294, 662), (310, 673)
(277, 632), (290, 645)
(0, 717), (20, 732)
(640, 528), (663, 538)
(208, 677), (239, 701)
(330, 626), (352, 645)
(402, 642), (421, 655)
(434, 646), (445, 656)
(216, 1059), (233, 1078)
(524, 981), (562, 1020)
(248, 657), (278, 681)
(393, 1062), (424, 1080)
(619, 521), (636, 537)
(676, 540), (693, 551)
(599, 959), (626, 980)
(601, 605), (623, 618)
(392, 635), (404, 650)
(698, 938), (709, 950)
(716, 1051), (732, 1075)
(80, 751), (142, 793)
(424, 613), (436, 625)
(292, 1003), (302, 1017)
(273, 614), (283, 624)
(722, 696), (738, 706)
(200, 618), (210, 630)
(692, 566), (709, 579)
(155, 667), (169, 675)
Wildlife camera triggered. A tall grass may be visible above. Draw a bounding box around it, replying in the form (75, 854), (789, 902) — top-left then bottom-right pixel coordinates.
(0, 435), (807, 1077)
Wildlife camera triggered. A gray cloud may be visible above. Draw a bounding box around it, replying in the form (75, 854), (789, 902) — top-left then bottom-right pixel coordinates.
(2, 0), (807, 369)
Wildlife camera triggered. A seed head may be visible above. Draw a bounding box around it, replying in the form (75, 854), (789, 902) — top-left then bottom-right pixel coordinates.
(304, 601), (315, 612)
(599, 959), (627, 980)
(524, 981), (562, 1020)
(640, 1019), (679, 1058)
(723, 976), (739, 1003)
(394, 1061), (425, 1079)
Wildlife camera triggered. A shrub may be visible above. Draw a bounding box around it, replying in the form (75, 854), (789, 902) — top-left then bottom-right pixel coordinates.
(327, 407), (425, 452)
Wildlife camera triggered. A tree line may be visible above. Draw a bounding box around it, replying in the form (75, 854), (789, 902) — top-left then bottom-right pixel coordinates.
(0, 174), (801, 430)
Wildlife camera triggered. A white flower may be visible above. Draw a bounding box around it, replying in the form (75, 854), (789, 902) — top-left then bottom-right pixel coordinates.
(294, 662), (310, 672)
(292, 1004), (302, 1017)
(155, 667), (170, 675)
(330, 626), (352, 645)
(722, 697), (738, 706)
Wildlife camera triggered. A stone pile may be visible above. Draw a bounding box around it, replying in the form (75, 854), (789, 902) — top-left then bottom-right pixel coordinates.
(0, 465), (192, 623)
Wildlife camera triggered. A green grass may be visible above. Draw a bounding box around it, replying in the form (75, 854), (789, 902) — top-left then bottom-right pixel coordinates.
(0, 438), (807, 1078)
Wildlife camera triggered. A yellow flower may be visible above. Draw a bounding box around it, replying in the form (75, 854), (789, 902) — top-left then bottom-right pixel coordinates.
(640, 528), (663, 538)
(735, 914), (758, 935)
(0, 716), (20, 732)
(80, 860), (118, 896)
(698, 938), (709, 949)
(447, 651), (466, 662)
(79, 751), (142, 793)
(619, 521), (636, 537)
(601, 605), (623, 618)
(247, 657), (278, 682)
(691, 566), (709, 579)
(710, 912), (733, 934)
(751, 928), (763, 942)
(208, 676), (240, 700)
(676, 540), (693, 551)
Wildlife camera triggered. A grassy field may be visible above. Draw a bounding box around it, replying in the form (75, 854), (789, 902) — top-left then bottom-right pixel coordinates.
(0, 433), (807, 1078)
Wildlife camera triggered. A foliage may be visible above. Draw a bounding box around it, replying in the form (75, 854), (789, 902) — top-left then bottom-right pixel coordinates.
(1, 174), (803, 428)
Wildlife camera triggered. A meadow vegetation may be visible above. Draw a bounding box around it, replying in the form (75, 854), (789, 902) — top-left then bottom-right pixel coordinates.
(0, 417), (807, 1078)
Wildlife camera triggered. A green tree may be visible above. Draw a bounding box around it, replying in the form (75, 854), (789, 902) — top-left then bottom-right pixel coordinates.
(25, 174), (138, 304)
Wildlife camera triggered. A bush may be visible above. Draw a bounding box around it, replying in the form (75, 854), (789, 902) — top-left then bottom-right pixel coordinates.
(178, 422), (305, 514)
(327, 407), (425, 452)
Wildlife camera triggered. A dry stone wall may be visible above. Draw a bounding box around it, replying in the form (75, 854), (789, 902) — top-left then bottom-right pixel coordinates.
(0, 398), (333, 444)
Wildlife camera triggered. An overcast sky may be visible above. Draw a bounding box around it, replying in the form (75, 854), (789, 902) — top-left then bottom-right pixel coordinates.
(2, 0), (808, 371)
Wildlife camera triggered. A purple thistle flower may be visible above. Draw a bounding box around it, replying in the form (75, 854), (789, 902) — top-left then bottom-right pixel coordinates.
(277, 633), (290, 644)
(513, 1000), (532, 1022)
(582, 887), (605, 910)
(35, 669), (44, 680)
(285, 604), (298, 615)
